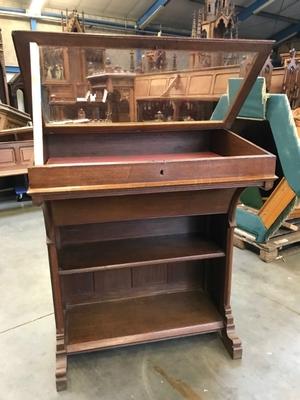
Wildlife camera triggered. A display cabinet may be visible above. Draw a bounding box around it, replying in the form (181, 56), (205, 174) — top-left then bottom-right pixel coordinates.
(13, 31), (276, 391)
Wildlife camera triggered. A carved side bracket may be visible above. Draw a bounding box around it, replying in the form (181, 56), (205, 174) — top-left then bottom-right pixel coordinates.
(221, 305), (242, 360)
(56, 333), (67, 391)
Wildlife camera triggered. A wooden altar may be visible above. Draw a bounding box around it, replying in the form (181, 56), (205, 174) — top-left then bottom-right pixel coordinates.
(13, 31), (276, 391)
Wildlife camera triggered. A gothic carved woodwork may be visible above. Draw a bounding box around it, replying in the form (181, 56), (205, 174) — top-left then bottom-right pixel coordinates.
(145, 49), (167, 72)
(190, 0), (237, 69)
(282, 49), (300, 109)
(259, 54), (274, 92)
(61, 9), (85, 33)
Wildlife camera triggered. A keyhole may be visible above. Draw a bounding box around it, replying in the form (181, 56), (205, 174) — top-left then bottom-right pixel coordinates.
(160, 169), (164, 175)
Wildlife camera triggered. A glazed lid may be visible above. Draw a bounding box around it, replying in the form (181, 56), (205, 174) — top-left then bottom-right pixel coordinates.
(12, 31), (273, 132)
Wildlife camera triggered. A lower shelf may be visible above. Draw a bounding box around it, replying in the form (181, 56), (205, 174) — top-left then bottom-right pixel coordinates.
(66, 290), (224, 354)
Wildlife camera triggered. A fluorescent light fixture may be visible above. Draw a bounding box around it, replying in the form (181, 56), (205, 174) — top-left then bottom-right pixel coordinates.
(253, 0), (276, 15)
(28, 0), (45, 16)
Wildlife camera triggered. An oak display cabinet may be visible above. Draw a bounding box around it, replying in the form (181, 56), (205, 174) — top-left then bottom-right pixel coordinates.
(13, 31), (276, 391)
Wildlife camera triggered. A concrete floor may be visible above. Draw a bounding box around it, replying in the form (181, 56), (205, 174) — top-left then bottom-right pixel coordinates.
(1, 202), (300, 400)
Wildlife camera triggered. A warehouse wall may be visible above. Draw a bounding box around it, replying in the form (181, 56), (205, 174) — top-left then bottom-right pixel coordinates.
(0, 13), (132, 69)
(1, 17), (30, 66)
(0, 15), (61, 66)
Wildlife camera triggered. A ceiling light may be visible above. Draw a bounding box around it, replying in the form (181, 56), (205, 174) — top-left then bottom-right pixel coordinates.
(28, 0), (45, 17)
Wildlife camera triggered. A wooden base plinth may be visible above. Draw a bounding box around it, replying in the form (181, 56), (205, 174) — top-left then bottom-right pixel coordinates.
(221, 306), (242, 360)
(56, 333), (67, 391)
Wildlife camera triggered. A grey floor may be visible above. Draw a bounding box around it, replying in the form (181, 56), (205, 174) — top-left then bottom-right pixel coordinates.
(1, 202), (300, 400)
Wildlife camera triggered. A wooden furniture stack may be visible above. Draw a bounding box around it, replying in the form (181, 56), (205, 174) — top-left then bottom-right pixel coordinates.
(13, 31), (275, 391)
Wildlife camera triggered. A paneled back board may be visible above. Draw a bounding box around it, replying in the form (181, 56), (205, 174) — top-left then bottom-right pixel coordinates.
(0, 126), (33, 177)
(12, 31), (276, 391)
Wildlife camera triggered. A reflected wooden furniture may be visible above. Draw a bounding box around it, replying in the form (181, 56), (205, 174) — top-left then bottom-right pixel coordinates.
(13, 31), (276, 391)
(135, 65), (239, 121)
(41, 46), (105, 118)
(135, 65), (239, 102)
(49, 100), (106, 121)
(87, 72), (136, 122)
(0, 103), (30, 130)
(0, 126), (33, 177)
(0, 30), (33, 180)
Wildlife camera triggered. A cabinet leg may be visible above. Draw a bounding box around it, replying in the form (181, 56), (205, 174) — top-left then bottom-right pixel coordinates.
(221, 306), (242, 360)
(56, 333), (67, 391)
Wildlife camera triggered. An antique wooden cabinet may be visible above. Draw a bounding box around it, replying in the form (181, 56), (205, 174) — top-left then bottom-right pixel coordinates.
(13, 31), (276, 391)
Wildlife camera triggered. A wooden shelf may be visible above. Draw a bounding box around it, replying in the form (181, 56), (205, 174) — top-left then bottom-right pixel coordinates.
(0, 167), (28, 177)
(66, 290), (224, 353)
(59, 234), (225, 275)
(47, 152), (222, 165)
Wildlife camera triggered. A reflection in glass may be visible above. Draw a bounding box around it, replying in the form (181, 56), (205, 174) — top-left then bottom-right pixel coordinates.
(39, 45), (256, 125)
(42, 47), (67, 81)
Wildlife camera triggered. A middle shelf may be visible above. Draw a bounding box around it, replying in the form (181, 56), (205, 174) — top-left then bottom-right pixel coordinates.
(58, 234), (225, 275)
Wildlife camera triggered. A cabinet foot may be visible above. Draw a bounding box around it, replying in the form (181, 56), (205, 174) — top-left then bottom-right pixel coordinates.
(56, 333), (67, 391)
(221, 306), (242, 360)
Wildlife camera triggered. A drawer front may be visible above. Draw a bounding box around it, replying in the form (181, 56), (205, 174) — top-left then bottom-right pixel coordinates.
(51, 188), (235, 226)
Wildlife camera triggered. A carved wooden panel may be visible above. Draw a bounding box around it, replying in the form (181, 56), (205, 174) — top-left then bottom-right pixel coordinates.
(0, 140), (33, 177)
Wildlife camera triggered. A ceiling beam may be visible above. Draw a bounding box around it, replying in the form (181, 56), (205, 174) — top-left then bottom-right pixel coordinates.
(0, 5), (189, 36)
(271, 22), (300, 45)
(237, 0), (276, 22)
(188, 1), (298, 26)
(236, 5), (299, 25)
(137, 0), (170, 29)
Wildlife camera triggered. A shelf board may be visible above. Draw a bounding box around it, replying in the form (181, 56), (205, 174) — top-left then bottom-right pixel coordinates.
(46, 152), (222, 165)
(66, 290), (224, 353)
(0, 167), (28, 177)
(59, 234), (225, 275)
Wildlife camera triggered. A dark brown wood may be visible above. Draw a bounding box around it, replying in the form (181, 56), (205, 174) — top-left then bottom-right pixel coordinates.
(51, 190), (236, 226)
(66, 290), (224, 353)
(29, 157), (275, 189)
(13, 31), (274, 53)
(59, 234), (225, 275)
(12, 31), (276, 391)
(221, 305), (242, 359)
(42, 203), (65, 333)
(56, 333), (67, 391)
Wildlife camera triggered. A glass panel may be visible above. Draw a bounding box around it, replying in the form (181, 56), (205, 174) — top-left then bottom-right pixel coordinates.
(39, 45), (258, 125)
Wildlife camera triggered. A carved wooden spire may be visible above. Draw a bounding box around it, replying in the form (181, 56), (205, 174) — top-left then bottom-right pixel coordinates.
(197, 9), (202, 38)
(191, 10), (197, 38)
